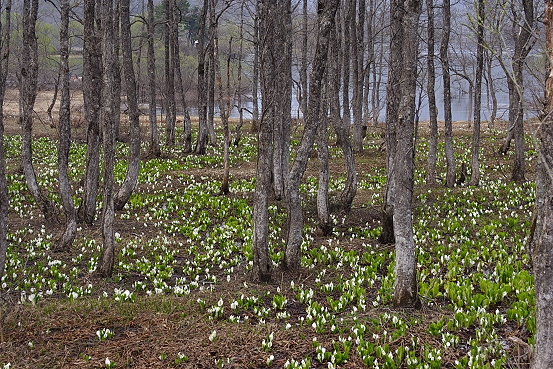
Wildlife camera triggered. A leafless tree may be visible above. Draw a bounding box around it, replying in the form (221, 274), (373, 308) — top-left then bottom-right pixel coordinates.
(147, 0), (161, 157)
(426, 0), (438, 185)
(441, 0), (456, 187)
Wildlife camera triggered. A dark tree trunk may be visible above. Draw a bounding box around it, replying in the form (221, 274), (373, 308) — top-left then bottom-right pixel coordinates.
(285, 0), (339, 271)
(96, 0), (117, 278)
(80, 0), (103, 225)
(114, 0), (142, 211)
(113, 0), (121, 142)
(441, 0), (456, 187)
(470, 0), (485, 186)
(57, 0), (77, 251)
(353, 0), (366, 152)
(0, 0), (11, 280)
(21, 0), (58, 222)
(426, 0), (438, 186)
(342, 0), (352, 126)
(207, 0), (217, 146)
(195, 0), (209, 154)
(147, 0), (160, 157)
(165, 0), (176, 147)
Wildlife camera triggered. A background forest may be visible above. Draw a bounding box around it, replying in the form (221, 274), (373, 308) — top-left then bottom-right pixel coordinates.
(1, 0), (553, 368)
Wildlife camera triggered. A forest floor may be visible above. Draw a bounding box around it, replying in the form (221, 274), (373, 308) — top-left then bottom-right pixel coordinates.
(0, 89), (540, 368)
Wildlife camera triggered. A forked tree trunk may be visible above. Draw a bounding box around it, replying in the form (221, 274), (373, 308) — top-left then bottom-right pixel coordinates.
(390, 0), (421, 308)
(441, 0), (456, 187)
(80, 0), (103, 225)
(147, 0), (160, 157)
(285, 0), (339, 271)
(57, 0), (77, 251)
(469, 0), (485, 186)
(21, 0), (58, 222)
(426, 0), (438, 185)
(114, 0), (142, 211)
(0, 0), (11, 281)
(96, 0), (117, 278)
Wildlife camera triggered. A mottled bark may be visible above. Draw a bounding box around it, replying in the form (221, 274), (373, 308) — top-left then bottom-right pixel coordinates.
(441, 0), (456, 187)
(195, 0), (209, 154)
(0, 0), (11, 281)
(426, 0), (438, 186)
(80, 0), (103, 225)
(21, 0), (58, 222)
(353, 0), (366, 153)
(165, 0), (176, 147)
(285, 0), (339, 271)
(96, 0), (117, 278)
(114, 0), (142, 211)
(147, 0), (160, 157)
(317, 98), (332, 236)
(57, 0), (77, 251)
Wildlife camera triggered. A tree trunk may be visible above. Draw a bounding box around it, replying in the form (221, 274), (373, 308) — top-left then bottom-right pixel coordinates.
(353, 0), (366, 153)
(441, 0), (456, 187)
(215, 21), (231, 195)
(207, 0), (217, 147)
(389, 0), (421, 308)
(0, 0), (11, 281)
(299, 0), (308, 117)
(165, 0), (176, 147)
(469, 0), (485, 186)
(114, 0), (142, 211)
(285, 0), (339, 271)
(317, 96), (332, 235)
(233, 2), (246, 146)
(195, 0), (209, 154)
(342, 0), (352, 127)
(80, 0), (102, 226)
(426, 0), (438, 186)
(21, 0), (58, 222)
(485, 51), (497, 128)
(57, 0), (77, 251)
(96, 0), (117, 278)
(147, 0), (160, 157)
(113, 0), (121, 142)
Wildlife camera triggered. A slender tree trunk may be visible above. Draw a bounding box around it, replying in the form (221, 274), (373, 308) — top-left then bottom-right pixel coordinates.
(233, 2), (245, 146)
(115, 0), (142, 211)
(299, 0), (308, 117)
(165, 0), (176, 147)
(97, 0), (117, 278)
(426, 0), (438, 185)
(21, 0), (58, 222)
(57, 0), (77, 251)
(216, 23), (231, 195)
(147, 0), (160, 157)
(342, 0), (352, 126)
(251, 4), (260, 133)
(207, 0), (217, 146)
(80, 0), (102, 225)
(113, 0), (121, 142)
(0, 0), (11, 280)
(195, 0), (209, 154)
(353, 0), (366, 152)
(392, 0), (422, 309)
(469, 0), (485, 186)
(532, 1), (553, 366)
(285, 0), (339, 271)
(485, 52), (497, 128)
(441, 0), (456, 187)
(317, 94), (332, 235)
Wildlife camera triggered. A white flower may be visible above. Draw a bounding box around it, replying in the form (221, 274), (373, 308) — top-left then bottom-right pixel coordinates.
(209, 330), (217, 342)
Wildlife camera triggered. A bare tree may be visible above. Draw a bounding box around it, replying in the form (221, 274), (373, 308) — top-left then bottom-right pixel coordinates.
(80, 0), (103, 225)
(353, 0), (366, 152)
(426, 0), (438, 185)
(96, 0), (118, 278)
(0, 0), (12, 280)
(56, 0), (77, 251)
(165, 0), (177, 146)
(195, 0), (209, 154)
(284, 0), (339, 271)
(20, 0), (58, 222)
(441, 0), (456, 187)
(147, 0), (161, 157)
(114, 0), (142, 211)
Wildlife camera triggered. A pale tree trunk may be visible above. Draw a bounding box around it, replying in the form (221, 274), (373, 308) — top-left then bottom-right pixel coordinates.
(285, 0), (339, 271)
(21, 0), (58, 222)
(426, 0), (438, 185)
(57, 0), (77, 251)
(195, 0), (209, 154)
(251, 3), (260, 133)
(485, 51), (498, 129)
(97, 0), (117, 278)
(299, 0), (308, 117)
(0, 0), (11, 280)
(113, 0), (121, 142)
(391, 0), (421, 308)
(469, 0), (485, 186)
(215, 23), (231, 195)
(147, 0), (160, 157)
(532, 2), (553, 365)
(353, 0), (366, 152)
(380, 0), (404, 245)
(165, 0), (176, 147)
(207, 0), (217, 146)
(253, 0), (275, 281)
(233, 2), (245, 146)
(114, 0), (142, 211)
(80, 0), (102, 225)
(329, 20), (357, 210)
(441, 0), (456, 187)
(317, 94), (332, 235)
(342, 0), (352, 126)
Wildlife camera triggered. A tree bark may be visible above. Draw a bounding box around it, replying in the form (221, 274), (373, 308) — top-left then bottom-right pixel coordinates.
(469, 0), (485, 186)
(147, 0), (161, 157)
(0, 0), (11, 281)
(57, 0), (77, 251)
(284, 0), (339, 271)
(353, 0), (366, 152)
(114, 0), (142, 211)
(96, 0), (117, 278)
(426, 0), (438, 186)
(441, 0), (456, 187)
(195, 0), (209, 154)
(317, 96), (332, 235)
(80, 0), (103, 226)
(165, 0), (176, 147)
(390, 0), (421, 308)
(207, 0), (217, 147)
(21, 0), (58, 222)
